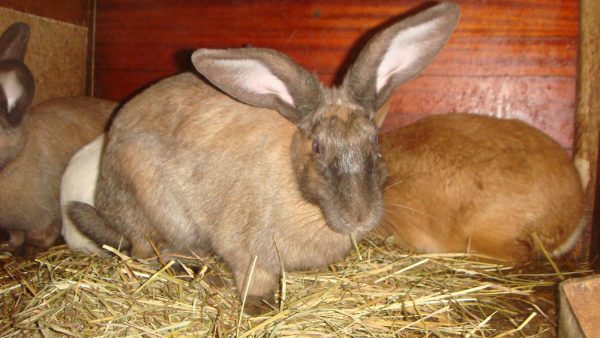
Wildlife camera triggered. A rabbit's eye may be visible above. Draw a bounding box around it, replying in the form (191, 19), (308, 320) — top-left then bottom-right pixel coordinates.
(312, 139), (320, 157)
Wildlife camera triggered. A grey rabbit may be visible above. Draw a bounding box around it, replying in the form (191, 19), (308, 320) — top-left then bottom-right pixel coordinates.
(69, 2), (460, 314)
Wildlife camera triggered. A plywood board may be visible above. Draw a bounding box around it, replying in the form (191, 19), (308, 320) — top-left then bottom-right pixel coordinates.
(559, 275), (600, 337)
(0, 7), (88, 105)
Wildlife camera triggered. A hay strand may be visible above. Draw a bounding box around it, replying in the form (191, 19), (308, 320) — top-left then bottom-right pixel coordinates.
(0, 235), (591, 337)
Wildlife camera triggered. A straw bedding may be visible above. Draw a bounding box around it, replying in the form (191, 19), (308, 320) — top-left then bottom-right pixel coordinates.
(0, 235), (590, 337)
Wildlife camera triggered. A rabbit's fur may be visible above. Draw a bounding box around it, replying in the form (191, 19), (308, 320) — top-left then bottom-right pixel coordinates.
(69, 2), (460, 313)
(60, 134), (106, 255)
(377, 113), (585, 263)
(0, 22), (116, 252)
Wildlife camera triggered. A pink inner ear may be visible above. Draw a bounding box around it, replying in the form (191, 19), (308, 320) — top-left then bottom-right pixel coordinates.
(0, 70), (23, 112)
(376, 17), (444, 92)
(213, 59), (295, 107)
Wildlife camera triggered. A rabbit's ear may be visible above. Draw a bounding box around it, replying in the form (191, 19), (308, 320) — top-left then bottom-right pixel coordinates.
(343, 2), (459, 115)
(0, 60), (34, 127)
(0, 22), (30, 62)
(191, 48), (322, 124)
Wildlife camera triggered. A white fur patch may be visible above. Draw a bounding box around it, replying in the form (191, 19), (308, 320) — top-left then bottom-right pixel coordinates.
(214, 59), (294, 106)
(376, 18), (443, 92)
(575, 158), (590, 189)
(60, 135), (105, 255)
(0, 70), (23, 112)
(340, 151), (362, 174)
(552, 215), (587, 257)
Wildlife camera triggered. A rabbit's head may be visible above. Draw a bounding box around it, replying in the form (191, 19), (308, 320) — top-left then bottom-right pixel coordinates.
(0, 22), (33, 167)
(192, 2), (460, 235)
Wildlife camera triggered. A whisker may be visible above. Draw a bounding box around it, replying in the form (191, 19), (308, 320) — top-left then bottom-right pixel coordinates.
(383, 179), (408, 191)
(381, 214), (400, 229)
(386, 203), (439, 220)
(301, 216), (325, 229)
(294, 212), (324, 229)
(383, 173), (426, 191)
(295, 210), (321, 222)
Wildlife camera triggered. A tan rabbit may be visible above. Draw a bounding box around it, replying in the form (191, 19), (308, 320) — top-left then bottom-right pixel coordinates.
(376, 113), (585, 263)
(0, 22), (116, 253)
(69, 2), (460, 313)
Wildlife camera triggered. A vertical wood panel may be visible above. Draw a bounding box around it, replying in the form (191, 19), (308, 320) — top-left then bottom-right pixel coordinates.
(575, 0), (600, 266)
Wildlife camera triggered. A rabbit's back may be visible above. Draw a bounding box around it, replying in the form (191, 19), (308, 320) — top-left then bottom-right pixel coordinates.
(379, 113), (584, 262)
(111, 74), (291, 144)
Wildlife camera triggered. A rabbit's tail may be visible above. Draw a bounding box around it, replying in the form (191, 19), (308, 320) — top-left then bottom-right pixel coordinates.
(552, 212), (588, 258)
(67, 201), (131, 251)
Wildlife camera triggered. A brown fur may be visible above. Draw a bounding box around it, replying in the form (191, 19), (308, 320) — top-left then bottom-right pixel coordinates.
(376, 113), (585, 263)
(0, 97), (116, 251)
(70, 2), (461, 314)
(95, 74), (382, 293)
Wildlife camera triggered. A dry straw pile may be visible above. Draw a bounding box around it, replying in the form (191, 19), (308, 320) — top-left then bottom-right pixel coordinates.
(0, 236), (591, 337)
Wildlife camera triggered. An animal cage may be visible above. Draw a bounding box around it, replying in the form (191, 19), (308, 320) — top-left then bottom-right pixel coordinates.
(0, 0), (598, 336)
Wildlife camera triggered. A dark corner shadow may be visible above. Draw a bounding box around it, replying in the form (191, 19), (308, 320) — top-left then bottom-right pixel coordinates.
(171, 46), (248, 96)
(332, 1), (440, 86)
(174, 48), (196, 73)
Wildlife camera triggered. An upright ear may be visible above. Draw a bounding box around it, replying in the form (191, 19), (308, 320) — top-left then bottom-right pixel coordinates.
(0, 22), (30, 62)
(191, 48), (323, 124)
(343, 2), (460, 114)
(0, 60), (34, 128)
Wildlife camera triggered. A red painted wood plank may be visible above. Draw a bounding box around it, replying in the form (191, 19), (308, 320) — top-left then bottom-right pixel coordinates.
(0, 0), (91, 27)
(383, 75), (576, 149)
(93, 0), (578, 94)
(94, 36), (576, 79)
(92, 0), (578, 152)
(95, 0), (578, 37)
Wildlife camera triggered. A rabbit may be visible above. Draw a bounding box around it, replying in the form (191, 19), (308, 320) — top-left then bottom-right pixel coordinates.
(68, 2), (461, 314)
(60, 134), (106, 255)
(0, 22), (116, 253)
(375, 113), (585, 263)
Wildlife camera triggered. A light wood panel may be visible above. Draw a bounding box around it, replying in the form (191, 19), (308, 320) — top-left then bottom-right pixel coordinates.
(576, 0), (600, 265)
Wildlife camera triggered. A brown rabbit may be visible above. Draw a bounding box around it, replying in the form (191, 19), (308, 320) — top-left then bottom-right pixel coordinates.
(0, 22), (116, 253)
(376, 113), (585, 263)
(69, 2), (460, 313)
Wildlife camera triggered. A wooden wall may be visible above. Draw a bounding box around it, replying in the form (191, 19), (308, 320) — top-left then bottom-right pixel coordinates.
(92, 0), (578, 149)
(0, 0), (92, 105)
